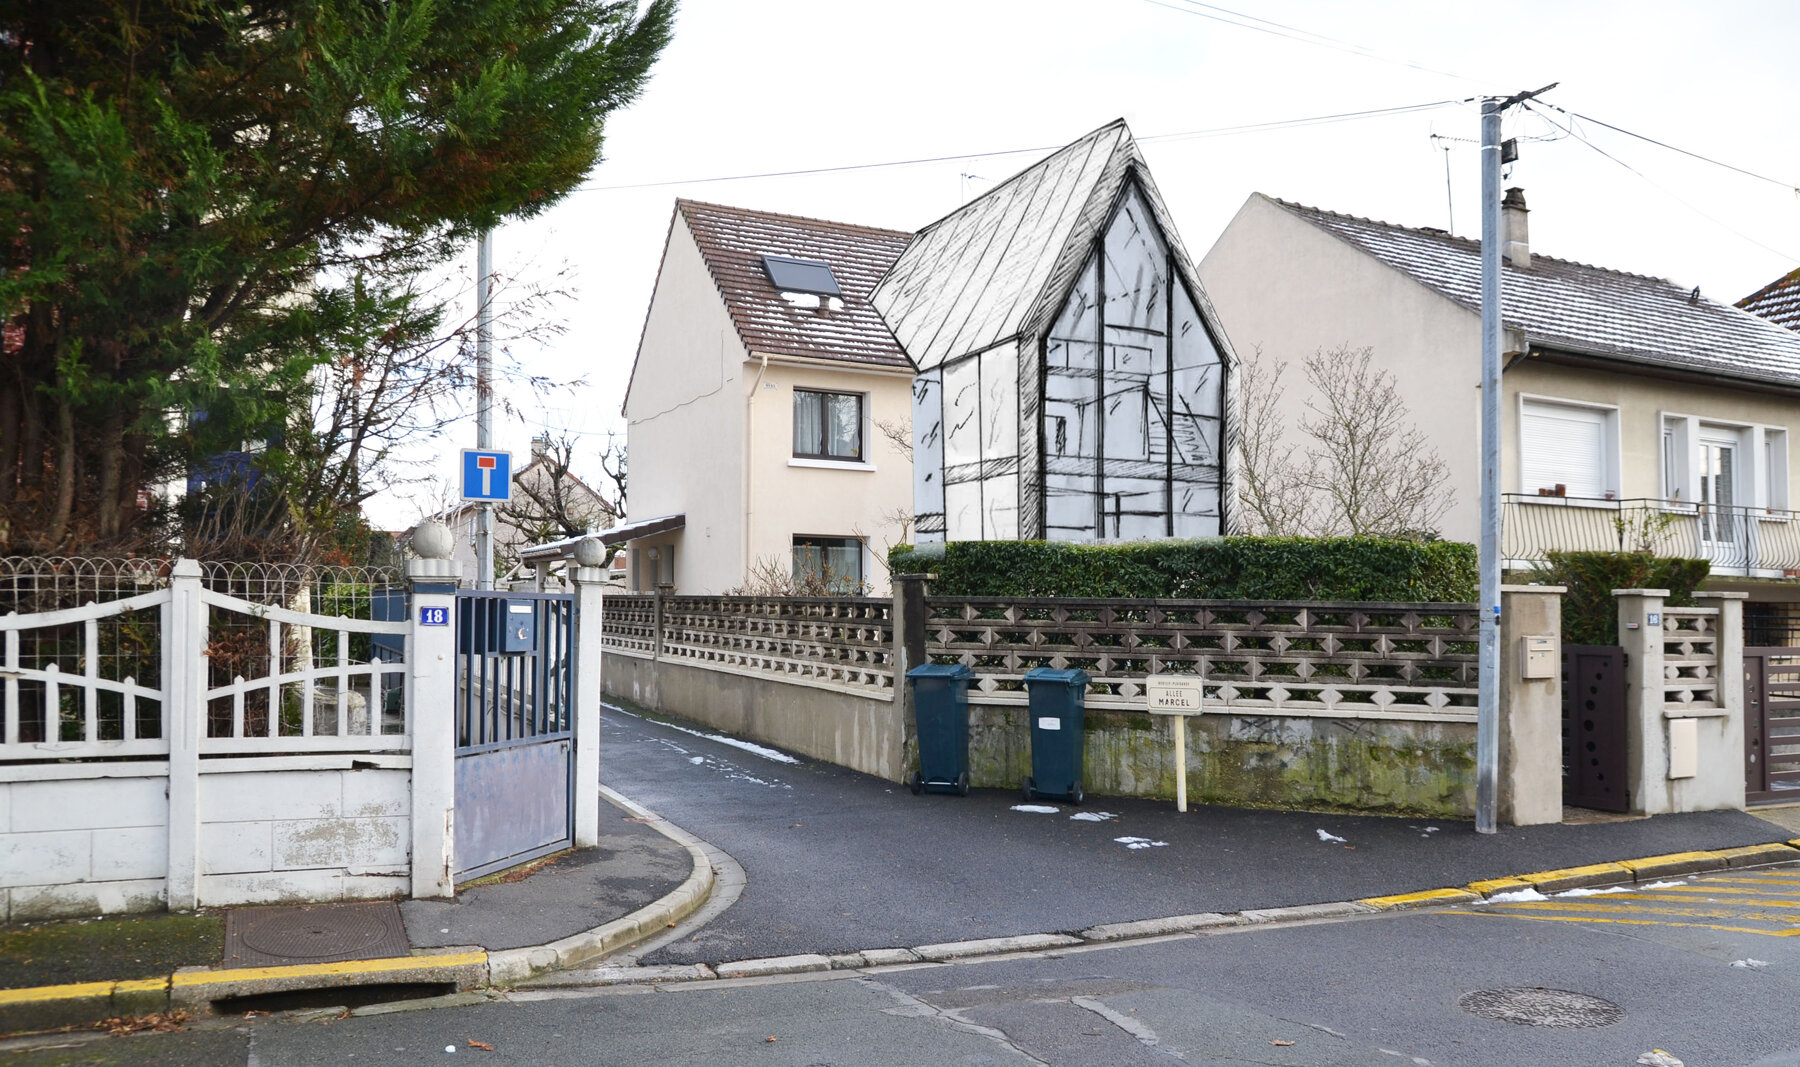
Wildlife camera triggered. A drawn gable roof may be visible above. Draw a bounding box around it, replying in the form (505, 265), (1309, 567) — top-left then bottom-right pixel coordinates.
(1268, 196), (1800, 387)
(1740, 268), (1800, 334)
(677, 199), (912, 369)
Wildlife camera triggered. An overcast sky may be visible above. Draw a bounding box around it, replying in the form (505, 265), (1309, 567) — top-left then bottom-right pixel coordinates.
(371, 0), (1800, 529)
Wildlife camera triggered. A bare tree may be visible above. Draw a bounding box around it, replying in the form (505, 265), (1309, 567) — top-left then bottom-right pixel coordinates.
(595, 432), (627, 519)
(1237, 344), (1453, 539)
(493, 435), (617, 574)
(874, 417), (912, 460)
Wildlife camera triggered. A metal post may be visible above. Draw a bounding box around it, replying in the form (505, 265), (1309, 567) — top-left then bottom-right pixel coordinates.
(1476, 98), (1503, 834)
(476, 230), (495, 591)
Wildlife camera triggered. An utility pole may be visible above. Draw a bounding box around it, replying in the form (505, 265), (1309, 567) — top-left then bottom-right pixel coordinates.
(1477, 83), (1556, 835)
(475, 229), (495, 591)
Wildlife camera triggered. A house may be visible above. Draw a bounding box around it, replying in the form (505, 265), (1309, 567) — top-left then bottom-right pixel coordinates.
(621, 200), (914, 595)
(1740, 268), (1800, 332)
(410, 435), (617, 582)
(873, 120), (1239, 544)
(1198, 189), (1800, 630)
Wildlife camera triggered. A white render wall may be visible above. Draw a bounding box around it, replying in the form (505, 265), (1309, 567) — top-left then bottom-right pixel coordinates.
(0, 773), (170, 921)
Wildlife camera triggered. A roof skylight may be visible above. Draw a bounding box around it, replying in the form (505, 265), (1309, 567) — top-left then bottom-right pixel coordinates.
(762, 254), (841, 297)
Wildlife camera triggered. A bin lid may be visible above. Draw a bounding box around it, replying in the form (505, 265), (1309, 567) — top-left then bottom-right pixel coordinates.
(1023, 666), (1090, 685)
(907, 662), (975, 681)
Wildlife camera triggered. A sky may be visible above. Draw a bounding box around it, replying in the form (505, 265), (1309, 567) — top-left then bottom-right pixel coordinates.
(368, 0), (1800, 530)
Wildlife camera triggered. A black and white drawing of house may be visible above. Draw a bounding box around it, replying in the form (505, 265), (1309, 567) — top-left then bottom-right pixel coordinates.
(872, 120), (1239, 544)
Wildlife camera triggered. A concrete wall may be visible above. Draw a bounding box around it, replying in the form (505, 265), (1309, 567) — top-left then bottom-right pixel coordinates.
(0, 773), (170, 921)
(604, 651), (904, 781)
(197, 766), (411, 906)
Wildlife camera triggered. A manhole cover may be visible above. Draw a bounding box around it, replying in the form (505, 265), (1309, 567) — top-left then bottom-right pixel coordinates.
(1458, 987), (1624, 1028)
(223, 901), (411, 969)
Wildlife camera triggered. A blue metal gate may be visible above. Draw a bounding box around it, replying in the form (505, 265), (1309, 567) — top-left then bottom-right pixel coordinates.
(453, 590), (576, 879)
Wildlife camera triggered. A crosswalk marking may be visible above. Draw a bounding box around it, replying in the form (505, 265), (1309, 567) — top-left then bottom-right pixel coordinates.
(1452, 868), (1800, 937)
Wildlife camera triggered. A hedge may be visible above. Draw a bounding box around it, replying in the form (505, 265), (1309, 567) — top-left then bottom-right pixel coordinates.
(887, 538), (1478, 603)
(1532, 551), (1711, 646)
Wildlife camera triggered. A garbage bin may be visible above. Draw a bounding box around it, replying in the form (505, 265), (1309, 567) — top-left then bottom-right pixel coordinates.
(905, 662), (975, 796)
(1022, 667), (1090, 805)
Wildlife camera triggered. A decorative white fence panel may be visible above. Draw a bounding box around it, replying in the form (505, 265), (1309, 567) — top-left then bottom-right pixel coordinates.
(1, 589), (172, 761)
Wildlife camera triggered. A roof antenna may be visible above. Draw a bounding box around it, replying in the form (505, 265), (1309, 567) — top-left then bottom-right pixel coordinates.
(1429, 134), (1454, 232)
(960, 172), (988, 203)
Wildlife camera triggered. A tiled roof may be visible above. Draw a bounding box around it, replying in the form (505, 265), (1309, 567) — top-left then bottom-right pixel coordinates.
(676, 200), (912, 369)
(1269, 196), (1800, 387)
(1739, 268), (1800, 333)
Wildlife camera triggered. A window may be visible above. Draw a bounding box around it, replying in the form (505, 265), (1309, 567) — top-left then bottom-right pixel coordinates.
(792, 536), (863, 593)
(793, 389), (863, 461)
(1520, 398), (1614, 499)
(762, 255), (841, 296)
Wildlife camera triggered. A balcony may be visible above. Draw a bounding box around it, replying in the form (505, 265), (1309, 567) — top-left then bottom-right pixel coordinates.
(1503, 494), (1800, 579)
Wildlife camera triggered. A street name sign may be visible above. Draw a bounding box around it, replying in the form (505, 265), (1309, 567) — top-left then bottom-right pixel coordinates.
(461, 449), (513, 502)
(1145, 674), (1204, 713)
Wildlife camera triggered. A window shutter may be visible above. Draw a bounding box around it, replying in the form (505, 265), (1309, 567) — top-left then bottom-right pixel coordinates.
(1521, 402), (1607, 498)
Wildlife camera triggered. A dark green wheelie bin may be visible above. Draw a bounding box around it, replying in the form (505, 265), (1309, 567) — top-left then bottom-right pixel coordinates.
(1022, 667), (1090, 805)
(905, 662), (975, 796)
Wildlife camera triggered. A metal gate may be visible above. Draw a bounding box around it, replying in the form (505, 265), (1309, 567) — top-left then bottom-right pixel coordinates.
(1745, 647), (1800, 804)
(454, 590), (576, 879)
(1562, 644), (1628, 812)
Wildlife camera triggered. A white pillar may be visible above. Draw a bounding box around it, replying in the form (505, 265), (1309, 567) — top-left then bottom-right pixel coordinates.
(570, 541), (608, 847)
(408, 550), (463, 899)
(1616, 588), (1669, 815)
(164, 559), (204, 911)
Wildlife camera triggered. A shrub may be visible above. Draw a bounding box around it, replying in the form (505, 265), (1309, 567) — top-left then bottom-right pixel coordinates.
(887, 538), (1477, 603)
(1532, 551), (1711, 646)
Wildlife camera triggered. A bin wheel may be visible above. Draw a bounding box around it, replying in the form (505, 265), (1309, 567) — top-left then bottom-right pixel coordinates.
(908, 771), (923, 796)
(956, 771), (970, 797)
(1022, 776), (1036, 801)
(1070, 782), (1085, 806)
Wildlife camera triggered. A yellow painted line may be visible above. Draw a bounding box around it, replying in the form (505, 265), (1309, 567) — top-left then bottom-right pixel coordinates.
(1360, 888), (1479, 910)
(0, 980), (117, 1006)
(1486, 900), (1799, 923)
(1618, 851), (1725, 874)
(1517, 862), (1632, 887)
(1448, 910), (1800, 937)
(1714, 844), (1799, 865)
(112, 978), (171, 995)
(169, 950), (487, 989)
(1467, 877), (1532, 897)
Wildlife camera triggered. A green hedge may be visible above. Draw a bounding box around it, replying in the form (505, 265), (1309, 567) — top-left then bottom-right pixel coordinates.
(1532, 551), (1711, 646)
(888, 538), (1478, 603)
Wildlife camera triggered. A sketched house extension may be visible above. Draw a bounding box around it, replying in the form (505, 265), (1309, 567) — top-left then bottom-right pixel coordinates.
(872, 120), (1239, 544)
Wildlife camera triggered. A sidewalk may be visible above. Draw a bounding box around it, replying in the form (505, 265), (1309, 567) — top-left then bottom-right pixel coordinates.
(0, 788), (707, 1034)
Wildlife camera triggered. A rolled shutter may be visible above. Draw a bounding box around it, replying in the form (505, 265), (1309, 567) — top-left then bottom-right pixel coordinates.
(1521, 401), (1607, 498)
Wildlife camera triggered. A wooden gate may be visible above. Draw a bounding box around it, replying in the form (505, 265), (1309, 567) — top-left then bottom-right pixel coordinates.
(1744, 647), (1800, 804)
(1562, 644), (1628, 812)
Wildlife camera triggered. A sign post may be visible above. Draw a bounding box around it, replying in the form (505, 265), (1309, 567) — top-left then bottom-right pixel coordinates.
(1146, 675), (1205, 813)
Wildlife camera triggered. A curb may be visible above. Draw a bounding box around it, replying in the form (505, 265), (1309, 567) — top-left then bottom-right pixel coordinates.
(0, 787), (717, 1034)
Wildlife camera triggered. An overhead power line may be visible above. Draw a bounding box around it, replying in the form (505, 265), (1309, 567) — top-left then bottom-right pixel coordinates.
(1142, 0), (1486, 86)
(1530, 103), (1800, 195)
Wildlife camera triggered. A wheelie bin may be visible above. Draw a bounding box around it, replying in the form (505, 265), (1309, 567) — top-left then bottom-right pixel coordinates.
(1021, 667), (1090, 805)
(905, 662), (975, 796)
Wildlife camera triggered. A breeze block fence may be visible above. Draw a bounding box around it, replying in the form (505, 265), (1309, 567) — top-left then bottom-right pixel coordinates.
(599, 581), (1571, 820)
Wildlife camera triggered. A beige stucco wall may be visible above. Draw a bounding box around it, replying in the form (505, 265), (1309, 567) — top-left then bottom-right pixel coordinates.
(1198, 194), (1484, 543)
(625, 215), (915, 596)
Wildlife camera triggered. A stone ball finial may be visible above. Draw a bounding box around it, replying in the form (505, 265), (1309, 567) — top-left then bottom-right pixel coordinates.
(412, 521), (455, 560)
(573, 536), (607, 569)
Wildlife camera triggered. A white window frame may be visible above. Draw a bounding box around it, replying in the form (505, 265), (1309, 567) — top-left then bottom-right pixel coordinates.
(1516, 393), (1620, 503)
(1662, 410), (1789, 514)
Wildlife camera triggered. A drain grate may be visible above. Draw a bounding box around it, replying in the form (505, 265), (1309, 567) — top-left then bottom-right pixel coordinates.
(1458, 987), (1624, 1028)
(223, 901), (411, 969)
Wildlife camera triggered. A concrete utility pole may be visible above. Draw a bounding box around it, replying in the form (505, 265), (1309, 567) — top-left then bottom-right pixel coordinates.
(476, 229), (495, 591)
(1477, 83), (1556, 835)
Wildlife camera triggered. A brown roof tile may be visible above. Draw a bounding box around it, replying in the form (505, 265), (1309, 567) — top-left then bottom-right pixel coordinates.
(1739, 267), (1800, 332)
(677, 199), (913, 370)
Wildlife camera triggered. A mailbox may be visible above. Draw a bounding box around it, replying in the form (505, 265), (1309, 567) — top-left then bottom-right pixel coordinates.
(459, 598), (539, 655)
(499, 600), (537, 653)
(1521, 634), (1557, 680)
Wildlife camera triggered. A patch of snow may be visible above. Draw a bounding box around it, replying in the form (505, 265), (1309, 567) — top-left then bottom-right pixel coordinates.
(1486, 887), (1550, 903)
(688, 756), (705, 765)
(1011, 804), (1061, 814)
(1316, 829), (1347, 843)
(1069, 811), (1118, 822)
(658, 721), (802, 764)
(1731, 958), (1770, 969)
(1642, 880), (1687, 890)
(1558, 885), (1632, 897)
(1115, 836), (1169, 850)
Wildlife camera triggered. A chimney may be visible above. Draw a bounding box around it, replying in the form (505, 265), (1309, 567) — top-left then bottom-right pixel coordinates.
(1502, 187), (1530, 270)
(530, 433), (550, 459)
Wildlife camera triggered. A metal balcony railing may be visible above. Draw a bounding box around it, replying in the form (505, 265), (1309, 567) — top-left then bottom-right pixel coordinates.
(1503, 494), (1800, 577)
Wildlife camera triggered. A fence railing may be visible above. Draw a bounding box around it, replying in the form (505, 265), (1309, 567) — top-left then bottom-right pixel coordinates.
(1504, 493), (1800, 576)
(1661, 605), (1722, 710)
(603, 593), (897, 692)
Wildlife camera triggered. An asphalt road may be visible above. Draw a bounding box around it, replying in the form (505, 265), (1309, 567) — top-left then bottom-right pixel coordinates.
(23, 866), (1800, 1066)
(598, 701), (1792, 966)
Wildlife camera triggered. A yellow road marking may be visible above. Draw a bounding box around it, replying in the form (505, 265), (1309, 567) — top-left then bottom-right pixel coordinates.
(1361, 888), (1480, 910)
(0, 980), (118, 1006)
(1449, 910), (1800, 937)
(168, 950), (487, 988)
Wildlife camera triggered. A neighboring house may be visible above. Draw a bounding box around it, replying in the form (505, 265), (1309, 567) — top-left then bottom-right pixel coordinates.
(1740, 268), (1800, 332)
(409, 436), (617, 581)
(622, 200), (914, 596)
(873, 120), (1239, 544)
(1199, 189), (1800, 625)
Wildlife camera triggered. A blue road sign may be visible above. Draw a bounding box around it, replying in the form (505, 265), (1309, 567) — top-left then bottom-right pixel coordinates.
(419, 605), (450, 627)
(461, 449), (513, 502)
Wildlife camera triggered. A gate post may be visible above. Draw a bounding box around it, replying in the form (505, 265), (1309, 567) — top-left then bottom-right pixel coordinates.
(1498, 584), (1563, 826)
(892, 574), (929, 783)
(570, 539), (608, 848)
(1615, 588), (1668, 815)
(407, 525), (464, 899)
(1697, 591), (1748, 812)
(165, 559), (204, 911)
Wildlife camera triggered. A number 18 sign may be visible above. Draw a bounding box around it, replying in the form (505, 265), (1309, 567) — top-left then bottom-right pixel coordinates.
(419, 606), (450, 627)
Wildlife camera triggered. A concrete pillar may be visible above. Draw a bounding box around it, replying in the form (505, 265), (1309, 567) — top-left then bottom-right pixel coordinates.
(164, 559), (204, 911)
(1615, 588), (1668, 815)
(1498, 584), (1564, 826)
(892, 574), (929, 781)
(1694, 591), (1748, 812)
(407, 534), (464, 900)
(570, 539), (608, 847)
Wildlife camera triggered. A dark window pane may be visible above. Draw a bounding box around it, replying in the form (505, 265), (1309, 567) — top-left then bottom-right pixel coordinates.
(794, 390), (823, 456)
(792, 536), (864, 593)
(826, 393), (861, 459)
(762, 255), (841, 296)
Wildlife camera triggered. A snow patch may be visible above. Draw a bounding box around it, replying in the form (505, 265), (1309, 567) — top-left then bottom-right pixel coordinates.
(1486, 887), (1550, 903)
(1642, 880), (1688, 890)
(1011, 804), (1061, 814)
(1115, 836), (1169, 850)
(1731, 958), (1770, 969)
(1069, 811), (1118, 822)
(1316, 829), (1347, 843)
(688, 756), (705, 765)
(658, 721), (801, 764)
(1558, 885), (1632, 897)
